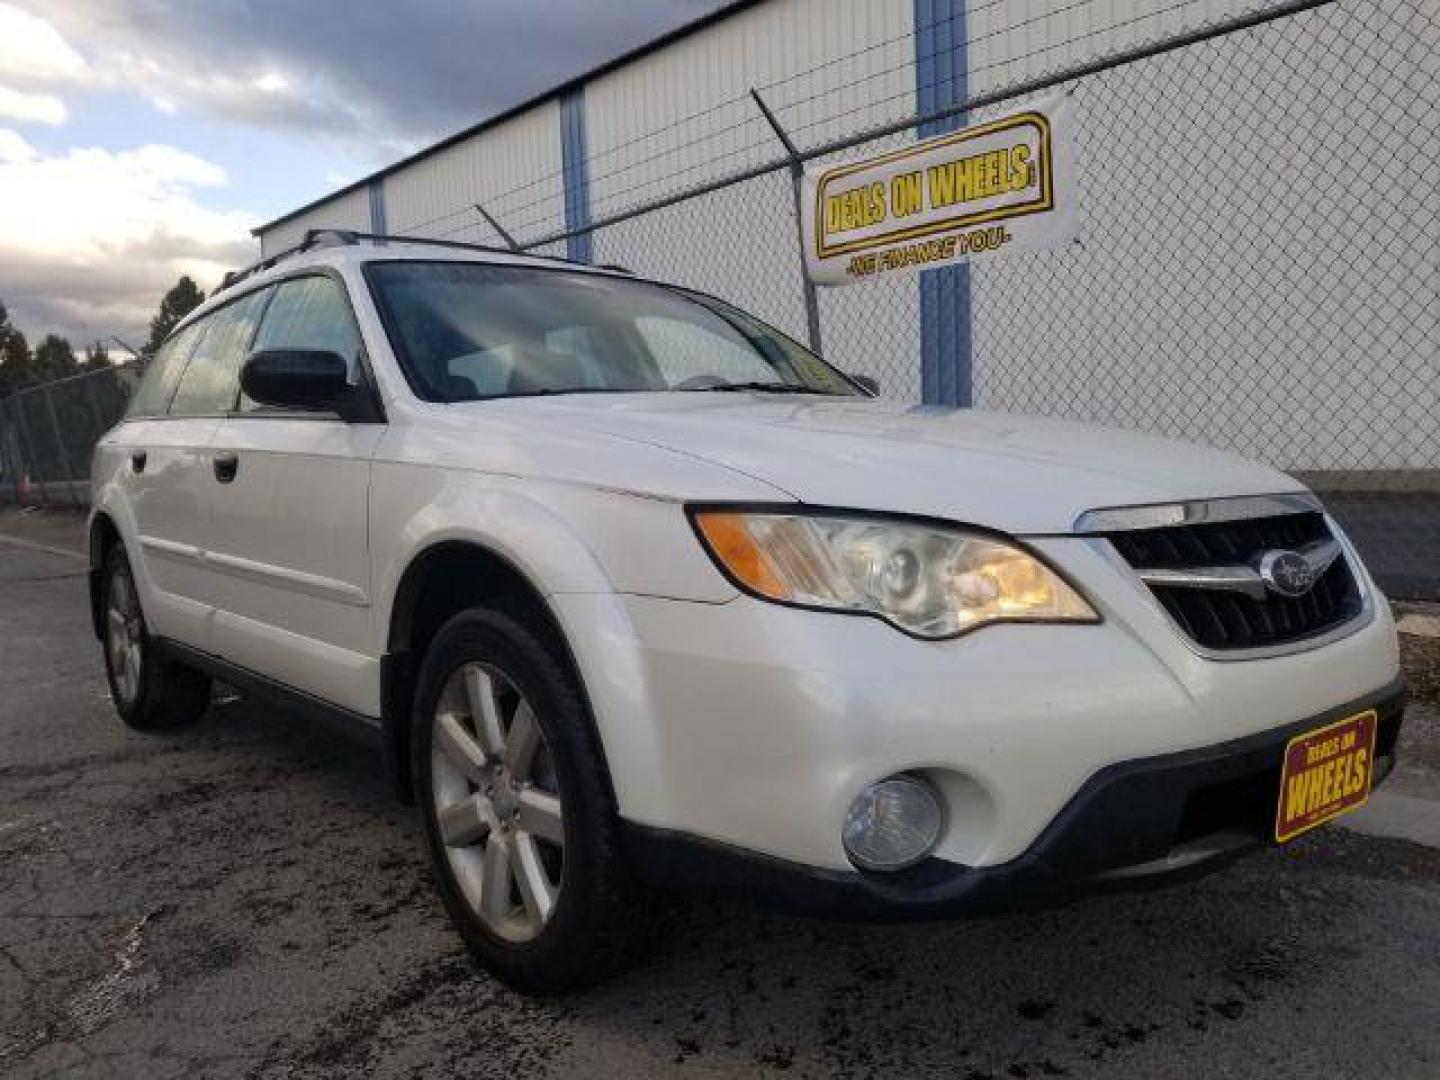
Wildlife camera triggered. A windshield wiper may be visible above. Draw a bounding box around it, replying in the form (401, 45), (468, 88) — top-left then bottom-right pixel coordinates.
(467, 387), (637, 402)
(685, 381), (848, 396)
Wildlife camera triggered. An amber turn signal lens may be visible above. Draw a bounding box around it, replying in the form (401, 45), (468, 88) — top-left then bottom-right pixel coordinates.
(693, 512), (791, 600)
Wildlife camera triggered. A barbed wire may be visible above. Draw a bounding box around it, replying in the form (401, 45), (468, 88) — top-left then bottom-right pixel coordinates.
(778, 0), (1267, 144)
(396, 0), (1257, 237)
(392, 0), (1034, 234)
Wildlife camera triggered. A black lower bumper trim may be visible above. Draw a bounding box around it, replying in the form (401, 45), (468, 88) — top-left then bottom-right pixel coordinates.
(622, 676), (1406, 919)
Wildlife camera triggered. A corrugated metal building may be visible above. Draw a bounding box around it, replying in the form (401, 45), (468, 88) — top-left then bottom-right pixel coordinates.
(254, 0), (1436, 474)
(257, 0), (1265, 257)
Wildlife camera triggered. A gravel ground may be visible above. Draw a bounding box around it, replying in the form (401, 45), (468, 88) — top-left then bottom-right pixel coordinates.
(1399, 628), (1440, 709)
(2, 508), (1438, 1079)
(1394, 604), (1440, 774)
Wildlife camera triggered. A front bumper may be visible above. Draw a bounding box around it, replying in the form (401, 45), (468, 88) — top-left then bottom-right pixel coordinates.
(550, 519), (1401, 894)
(624, 678), (1405, 917)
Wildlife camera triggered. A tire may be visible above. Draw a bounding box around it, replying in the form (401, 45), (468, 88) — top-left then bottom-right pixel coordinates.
(412, 608), (638, 993)
(101, 546), (212, 730)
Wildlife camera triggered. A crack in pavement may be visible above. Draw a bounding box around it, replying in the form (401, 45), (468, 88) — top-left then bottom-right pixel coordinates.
(0, 907), (173, 1068)
(64, 907), (169, 1038)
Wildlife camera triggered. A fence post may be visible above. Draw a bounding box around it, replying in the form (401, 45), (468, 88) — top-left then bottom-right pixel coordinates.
(0, 398), (19, 504)
(82, 370), (108, 439)
(474, 204), (522, 251)
(750, 88), (824, 357)
(12, 390), (50, 505)
(42, 382), (82, 508)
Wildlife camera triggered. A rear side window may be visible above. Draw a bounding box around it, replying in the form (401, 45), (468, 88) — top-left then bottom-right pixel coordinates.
(125, 321), (204, 418)
(169, 290), (269, 416)
(243, 276), (361, 411)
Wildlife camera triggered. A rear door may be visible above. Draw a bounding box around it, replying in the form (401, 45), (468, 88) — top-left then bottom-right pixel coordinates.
(155, 289), (271, 646)
(204, 273), (384, 716)
(119, 318), (219, 648)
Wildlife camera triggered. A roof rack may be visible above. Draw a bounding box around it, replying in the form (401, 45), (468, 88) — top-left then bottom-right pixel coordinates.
(215, 229), (608, 295)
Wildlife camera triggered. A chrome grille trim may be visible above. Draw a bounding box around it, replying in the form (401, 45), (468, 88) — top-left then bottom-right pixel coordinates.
(1134, 536), (1342, 602)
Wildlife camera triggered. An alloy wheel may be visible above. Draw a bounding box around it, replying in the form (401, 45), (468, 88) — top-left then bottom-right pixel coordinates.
(106, 568), (144, 706)
(430, 662), (565, 942)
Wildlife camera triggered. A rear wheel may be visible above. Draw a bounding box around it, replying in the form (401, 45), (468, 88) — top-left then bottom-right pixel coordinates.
(101, 547), (211, 730)
(414, 609), (638, 993)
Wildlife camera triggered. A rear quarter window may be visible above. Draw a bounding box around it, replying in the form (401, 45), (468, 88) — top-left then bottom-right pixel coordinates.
(125, 321), (205, 418)
(169, 289), (269, 416)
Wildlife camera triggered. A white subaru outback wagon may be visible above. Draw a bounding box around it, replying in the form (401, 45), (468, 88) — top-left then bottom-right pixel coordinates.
(89, 232), (1404, 992)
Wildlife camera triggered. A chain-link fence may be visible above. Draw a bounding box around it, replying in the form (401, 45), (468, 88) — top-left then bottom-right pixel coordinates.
(2, 0), (1433, 597)
(519, 0), (1436, 598)
(0, 363), (140, 507)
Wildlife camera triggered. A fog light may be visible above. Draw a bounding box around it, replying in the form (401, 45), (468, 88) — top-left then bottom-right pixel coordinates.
(842, 774), (944, 872)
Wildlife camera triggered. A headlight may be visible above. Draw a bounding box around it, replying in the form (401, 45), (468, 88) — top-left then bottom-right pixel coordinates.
(691, 509), (1097, 639)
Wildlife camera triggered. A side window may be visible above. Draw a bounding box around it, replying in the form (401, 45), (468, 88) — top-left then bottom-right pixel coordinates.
(169, 290), (268, 416)
(243, 276), (361, 411)
(126, 321), (204, 417)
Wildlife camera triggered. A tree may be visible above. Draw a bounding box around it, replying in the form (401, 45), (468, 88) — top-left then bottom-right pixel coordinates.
(142, 276), (206, 358)
(33, 334), (79, 382)
(0, 300), (32, 398)
(84, 340), (111, 372)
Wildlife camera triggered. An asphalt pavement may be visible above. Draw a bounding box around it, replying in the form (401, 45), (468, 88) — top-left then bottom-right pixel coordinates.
(2, 509), (1438, 1079)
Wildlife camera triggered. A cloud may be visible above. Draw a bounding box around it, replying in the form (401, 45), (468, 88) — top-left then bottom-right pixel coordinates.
(31, 0), (728, 163)
(0, 130), (256, 343)
(0, 127), (35, 162)
(0, 3), (88, 82)
(0, 1), (729, 345)
(0, 85), (67, 124)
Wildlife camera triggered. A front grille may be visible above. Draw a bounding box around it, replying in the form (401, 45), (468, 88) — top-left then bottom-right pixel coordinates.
(1106, 512), (1364, 652)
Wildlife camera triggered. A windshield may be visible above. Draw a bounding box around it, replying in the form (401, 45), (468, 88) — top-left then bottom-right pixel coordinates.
(365, 260), (858, 402)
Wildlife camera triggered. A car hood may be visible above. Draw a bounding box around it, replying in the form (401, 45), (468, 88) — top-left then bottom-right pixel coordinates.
(506, 393), (1305, 534)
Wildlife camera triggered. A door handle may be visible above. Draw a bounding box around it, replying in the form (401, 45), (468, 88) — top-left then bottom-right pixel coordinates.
(213, 451), (239, 484)
(130, 450), (147, 474)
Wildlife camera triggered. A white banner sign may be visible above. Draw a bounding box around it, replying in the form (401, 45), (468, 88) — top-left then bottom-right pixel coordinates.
(801, 95), (1076, 286)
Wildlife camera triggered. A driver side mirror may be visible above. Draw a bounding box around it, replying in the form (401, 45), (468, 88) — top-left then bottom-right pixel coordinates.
(240, 350), (377, 420)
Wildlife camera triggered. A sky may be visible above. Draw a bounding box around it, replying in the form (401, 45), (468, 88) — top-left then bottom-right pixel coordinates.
(0, 0), (726, 353)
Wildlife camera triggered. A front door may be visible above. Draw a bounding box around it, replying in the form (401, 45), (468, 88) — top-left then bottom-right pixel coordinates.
(202, 274), (383, 717)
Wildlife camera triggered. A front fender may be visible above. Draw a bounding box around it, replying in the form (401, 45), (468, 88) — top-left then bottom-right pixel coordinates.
(369, 462), (745, 657)
(370, 464), (615, 656)
(368, 460), (753, 811)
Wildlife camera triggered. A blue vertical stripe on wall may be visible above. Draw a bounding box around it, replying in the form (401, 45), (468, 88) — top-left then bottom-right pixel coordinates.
(560, 88), (593, 264)
(914, 0), (971, 407)
(368, 177), (387, 234)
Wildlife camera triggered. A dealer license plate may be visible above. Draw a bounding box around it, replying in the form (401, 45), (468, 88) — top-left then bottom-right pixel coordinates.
(1275, 710), (1377, 843)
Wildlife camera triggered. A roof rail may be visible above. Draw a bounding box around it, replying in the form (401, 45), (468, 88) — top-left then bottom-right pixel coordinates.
(214, 229), (597, 295)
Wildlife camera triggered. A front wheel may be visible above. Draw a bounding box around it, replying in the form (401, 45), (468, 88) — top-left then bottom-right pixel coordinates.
(101, 547), (211, 730)
(413, 609), (639, 993)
